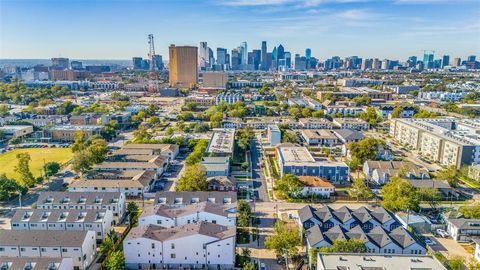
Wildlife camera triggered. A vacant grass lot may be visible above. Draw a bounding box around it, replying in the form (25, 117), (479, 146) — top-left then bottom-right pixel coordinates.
(0, 148), (73, 180)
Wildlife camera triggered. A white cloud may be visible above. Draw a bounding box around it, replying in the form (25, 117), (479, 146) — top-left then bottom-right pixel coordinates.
(217, 0), (372, 7)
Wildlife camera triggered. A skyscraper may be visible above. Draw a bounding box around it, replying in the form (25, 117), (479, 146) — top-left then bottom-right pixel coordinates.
(305, 48), (312, 60)
(51, 58), (69, 69)
(216, 48), (228, 68)
(252, 49), (261, 70)
(199, 42), (209, 70)
(453, 58), (461, 67)
(132, 57), (143, 70)
(231, 49), (241, 70)
(153, 55), (163, 70)
(169, 45), (198, 88)
(240, 42), (248, 65)
(468, 55), (476, 62)
(271, 46), (277, 70)
(423, 52), (434, 69)
(261, 41), (267, 71)
(442, 55), (450, 67)
(285, 52), (291, 68)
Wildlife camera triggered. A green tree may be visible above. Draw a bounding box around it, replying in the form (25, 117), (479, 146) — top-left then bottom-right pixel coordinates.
(185, 102), (198, 111)
(14, 152), (35, 187)
(126, 202), (139, 222)
(352, 95), (371, 106)
(413, 109), (437, 119)
(319, 239), (367, 253)
(348, 178), (373, 201)
(238, 200), (252, 227)
(0, 104), (9, 116)
(359, 107), (382, 126)
(185, 139), (209, 165)
(106, 250), (125, 270)
(276, 173), (303, 199)
(165, 127), (174, 136)
(282, 131), (297, 143)
(347, 137), (385, 164)
(312, 110), (324, 118)
(436, 166), (459, 187)
(381, 176), (419, 212)
(237, 127), (254, 152)
(417, 187), (441, 209)
(101, 120), (119, 140)
(0, 174), (26, 201)
(71, 150), (93, 174)
(99, 236), (114, 257)
(71, 130), (87, 153)
(391, 106), (403, 118)
(87, 138), (108, 164)
(176, 164), (208, 191)
(459, 203), (480, 219)
(301, 108), (312, 118)
(265, 221), (301, 256)
(44, 162), (60, 177)
(288, 107), (301, 119)
(448, 256), (465, 270)
(242, 262), (255, 270)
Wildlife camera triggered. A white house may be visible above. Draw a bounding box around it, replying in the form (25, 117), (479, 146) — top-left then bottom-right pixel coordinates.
(123, 222), (236, 270)
(139, 201), (236, 228)
(447, 218), (480, 242)
(0, 257), (74, 270)
(0, 230), (96, 270)
(35, 192), (126, 225)
(10, 209), (114, 241)
(298, 176), (335, 198)
(267, 125), (282, 146)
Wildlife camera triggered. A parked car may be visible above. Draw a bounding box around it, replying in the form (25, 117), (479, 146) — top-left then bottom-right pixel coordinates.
(260, 263), (266, 270)
(424, 238), (436, 246)
(437, 229), (448, 238)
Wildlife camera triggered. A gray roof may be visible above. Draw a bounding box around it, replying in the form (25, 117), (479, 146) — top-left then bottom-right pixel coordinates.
(448, 219), (480, 230)
(125, 222), (236, 242)
(389, 226), (418, 248)
(207, 176), (237, 187)
(154, 191), (237, 205)
(367, 226), (394, 248)
(0, 257), (71, 270)
(11, 209), (110, 223)
(333, 129), (365, 141)
(298, 205), (316, 223)
(141, 201), (234, 219)
(0, 230), (89, 247)
(36, 191), (121, 206)
(408, 179), (451, 189)
(306, 225), (326, 246)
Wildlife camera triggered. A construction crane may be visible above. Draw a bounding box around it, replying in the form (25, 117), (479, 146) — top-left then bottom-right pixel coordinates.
(148, 34), (157, 71)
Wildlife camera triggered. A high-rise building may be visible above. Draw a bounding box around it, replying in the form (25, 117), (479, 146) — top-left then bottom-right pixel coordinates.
(294, 54), (307, 71)
(372, 58), (381, 70)
(381, 59), (390, 70)
(240, 42), (248, 65)
(361, 59), (372, 70)
(442, 55), (450, 67)
(285, 52), (292, 68)
(252, 49), (261, 70)
(468, 55), (476, 62)
(266, 53), (272, 71)
(169, 45), (198, 88)
(231, 49), (241, 70)
(141, 59), (150, 70)
(199, 42), (209, 70)
(277, 44), (285, 68)
(153, 55), (163, 70)
(261, 41), (268, 70)
(216, 48), (228, 69)
(423, 52), (434, 69)
(71, 61), (83, 70)
(208, 48), (214, 69)
(452, 58), (461, 67)
(305, 48), (311, 60)
(51, 58), (69, 69)
(132, 57), (143, 70)
(271, 46), (277, 70)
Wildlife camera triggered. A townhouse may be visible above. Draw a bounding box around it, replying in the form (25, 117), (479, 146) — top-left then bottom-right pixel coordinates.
(301, 129), (339, 146)
(332, 129), (364, 144)
(0, 257), (74, 270)
(298, 206), (425, 258)
(69, 170), (157, 197)
(10, 209), (113, 241)
(35, 192), (125, 225)
(324, 105), (365, 117)
(139, 201), (236, 227)
(206, 128), (235, 157)
(299, 118), (333, 130)
(118, 144), (179, 161)
(201, 157), (230, 177)
(276, 145), (349, 184)
(123, 222), (236, 270)
(332, 118), (370, 130)
(207, 176), (237, 192)
(363, 160), (430, 185)
(447, 218), (480, 242)
(297, 176), (335, 198)
(95, 155), (168, 177)
(154, 191), (237, 207)
(0, 230), (96, 270)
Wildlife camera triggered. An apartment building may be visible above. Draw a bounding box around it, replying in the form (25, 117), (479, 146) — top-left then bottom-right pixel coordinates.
(276, 146), (349, 184)
(139, 201), (236, 227)
(154, 191), (237, 207)
(0, 125), (33, 139)
(49, 125), (102, 142)
(10, 209), (113, 241)
(447, 218), (480, 242)
(35, 192), (125, 224)
(390, 119), (480, 168)
(69, 170), (156, 197)
(118, 144), (179, 160)
(123, 222), (236, 269)
(0, 257), (74, 270)
(299, 118), (333, 129)
(0, 230), (96, 270)
(333, 118), (370, 130)
(206, 128), (235, 157)
(301, 129), (339, 146)
(95, 155), (168, 177)
(267, 125), (281, 146)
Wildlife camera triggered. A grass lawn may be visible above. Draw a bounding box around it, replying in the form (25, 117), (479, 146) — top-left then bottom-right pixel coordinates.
(0, 148), (73, 180)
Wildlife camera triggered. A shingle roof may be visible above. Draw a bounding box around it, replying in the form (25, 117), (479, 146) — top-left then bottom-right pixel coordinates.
(36, 191), (121, 205)
(154, 191), (237, 205)
(11, 209), (110, 223)
(389, 226), (418, 248)
(141, 201), (233, 219)
(0, 230), (89, 247)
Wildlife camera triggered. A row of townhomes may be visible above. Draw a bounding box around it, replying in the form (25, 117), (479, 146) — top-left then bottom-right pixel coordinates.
(123, 191), (237, 269)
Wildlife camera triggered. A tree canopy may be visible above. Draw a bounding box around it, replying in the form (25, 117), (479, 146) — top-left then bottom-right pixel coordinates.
(265, 221), (301, 256)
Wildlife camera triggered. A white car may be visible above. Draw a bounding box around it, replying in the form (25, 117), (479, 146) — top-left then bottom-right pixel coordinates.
(436, 229), (448, 238)
(260, 263), (266, 270)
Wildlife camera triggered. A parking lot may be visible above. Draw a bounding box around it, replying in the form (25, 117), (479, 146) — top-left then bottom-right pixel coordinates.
(150, 154), (187, 192)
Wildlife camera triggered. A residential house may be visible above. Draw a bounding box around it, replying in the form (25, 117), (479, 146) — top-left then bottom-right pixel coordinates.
(297, 176), (335, 198)
(447, 218), (480, 242)
(201, 157), (230, 177)
(207, 176), (237, 192)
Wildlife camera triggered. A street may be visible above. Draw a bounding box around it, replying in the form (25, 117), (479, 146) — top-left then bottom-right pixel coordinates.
(251, 135), (270, 202)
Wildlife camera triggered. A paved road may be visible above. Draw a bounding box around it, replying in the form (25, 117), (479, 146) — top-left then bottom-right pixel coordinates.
(251, 137), (269, 202)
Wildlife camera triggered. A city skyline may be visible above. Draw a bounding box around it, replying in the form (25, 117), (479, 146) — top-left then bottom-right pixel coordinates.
(1, 0), (479, 60)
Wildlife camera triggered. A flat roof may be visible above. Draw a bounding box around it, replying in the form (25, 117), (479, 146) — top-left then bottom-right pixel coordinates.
(207, 128), (235, 154)
(277, 146), (316, 163)
(317, 253), (446, 270)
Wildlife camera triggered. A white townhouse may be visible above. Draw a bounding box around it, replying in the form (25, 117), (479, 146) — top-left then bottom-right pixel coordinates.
(117, 144), (179, 161)
(95, 155), (168, 177)
(447, 218), (480, 242)
(139, 201), (236, 228)
(0, 257), (74, 270)
(0, 230), (96, 270)
(10, 209), (114, 241)
(35, 192), (126, 225)
(123, 222), (236, 270)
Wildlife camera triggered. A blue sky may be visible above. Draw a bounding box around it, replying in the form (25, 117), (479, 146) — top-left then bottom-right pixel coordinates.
(1, 0), (479, 60)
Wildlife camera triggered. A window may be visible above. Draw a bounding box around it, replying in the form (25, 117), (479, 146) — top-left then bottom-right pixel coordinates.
(62, 248), (68, 252)
(157, 220), (162, 224)
(171, 254), (176, 259)
(20, 248), (25, 252)
(152, 243), (155, 249)
(171, 243), (175, 249)
(0, 248), (4, 251)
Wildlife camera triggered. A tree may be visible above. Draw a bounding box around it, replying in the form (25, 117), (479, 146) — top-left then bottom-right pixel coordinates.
(276, 173), (303, 199)
(87, 138), (108, 164)
(238, 200), (252, 227)
(413, 109), (437, 119)
(301, 108), (312, 118)
(347, 137), (385, 165)
(448, 256), (465, 270)
(185, 102), (198, 111)
(352, 95), (371, 106)
(359, 107), (382, 126)
(14, 152), (35, 187)
(127, 202), (139, 219)
(165, 127), (174, 136)
(436, 166), (459, 187)
(71, 150), (93, 174)
(237, 127), (254, 152)
(44, 162), (60, 177)
(319, 239), (367, 253)
(288, 107), (301, 119)
(265, 221), (301, 256)
(242, 262), (255, 270)
(459, 203), (480, 219)
(71, 130), (87, 153)
(312, 110), (324, 118)
(99, 236), (114, 256)
(391, 106), (403, 118)
(101, 120), (119, 140)
(132, 125), (152, 142)
(185, 139), (209, 166)
(282, 131), (297, 143)
(417, 187), (441, 209)
(381, 176), (419, 212)
(0, 104), (9, 116)
(176, 164), (208, 191)
(0, 174), (26, 201)
(348, 178), (373, 201)
(106, 250), (125, 270)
